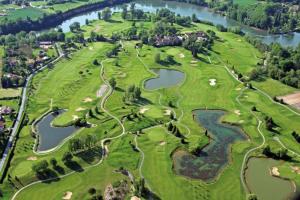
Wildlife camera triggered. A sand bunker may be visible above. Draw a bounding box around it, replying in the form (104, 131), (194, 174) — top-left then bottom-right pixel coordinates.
(291, 166), (300, 174)
(27, 156), (37, 161)
(97, 84), (108, 98)
(236, 88), (241, 91)
(83, 97), (93, 103)
(271, 167), (280, 176)
(237, 39), (242, 42)
(209, 79), (216, 86)
(131, 196), (141, 200)
(72, 115), (79, 120)
(164, 109), (171, 115)
(139, 107), (149, 114)
(159, 141), (166, 146)
(76, 107), (86, 112)
(234, 110), (241, 115)
(179, 53), (185, 58)
(190, 60), (198, 64)
(62, 191), (72, 200)
(89, 47), (93, 51)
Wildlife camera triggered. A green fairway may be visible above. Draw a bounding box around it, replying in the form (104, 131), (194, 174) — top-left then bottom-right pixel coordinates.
(2, 10), (300, 200)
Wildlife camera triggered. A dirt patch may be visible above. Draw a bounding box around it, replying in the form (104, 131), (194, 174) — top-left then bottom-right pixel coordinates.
(27, 156), (37, 161)
(139, 107), (149, 114)
(76, 107), (86, 112)
(179, 53), (185, 58)
(164, 109), (171, 115)
(271, 167), (280, 176)
(234, 110), (241, 115)
(159, 141), (166, 146)
(83, 97), (93, 103)
(97, 84), (108, 98)
(209, 79), (216, 86)
(278, 92), (300, 110)
(62, 191), (72, 200)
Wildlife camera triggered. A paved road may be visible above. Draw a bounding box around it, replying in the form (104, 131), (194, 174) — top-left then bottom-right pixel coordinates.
(0, 44), (64, 172)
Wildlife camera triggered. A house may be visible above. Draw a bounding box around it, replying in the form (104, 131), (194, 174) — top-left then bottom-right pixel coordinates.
(184, 31), (208, 41)
(0, 117), (5, 132)
(153, 35), (182, 47)
(0, 106), (13, 115)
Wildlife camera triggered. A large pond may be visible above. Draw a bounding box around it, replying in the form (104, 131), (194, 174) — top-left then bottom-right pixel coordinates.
(173, 109), (247, 181)
(53, 0), (300, 47)
(144, 68), (185, 90)
(36, 110), (79, 152)
(245, 157), (295, 200)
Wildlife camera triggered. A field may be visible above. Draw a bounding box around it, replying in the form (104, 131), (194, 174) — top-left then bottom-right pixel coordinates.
(0, 7), (45, 22)
(1, 12), (300, 200)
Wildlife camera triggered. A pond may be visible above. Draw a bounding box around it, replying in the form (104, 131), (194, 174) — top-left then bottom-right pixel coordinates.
(144, 68), (185, 90)
(36, 110), (79, 152)
(245, 157), (295, 200)
(53, 0), (300, 47)
(173, 109), (247, 181)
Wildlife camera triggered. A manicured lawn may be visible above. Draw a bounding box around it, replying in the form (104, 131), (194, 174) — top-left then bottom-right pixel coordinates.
(2, 14), (300, 200)
(0, 88), (21, 98)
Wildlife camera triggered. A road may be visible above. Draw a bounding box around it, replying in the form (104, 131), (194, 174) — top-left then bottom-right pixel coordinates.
(0, 44), (64, 173)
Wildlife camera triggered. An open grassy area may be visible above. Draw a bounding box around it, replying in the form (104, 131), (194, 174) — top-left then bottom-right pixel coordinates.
(2, 12), (300, 200)
(0, 88), (21, 98)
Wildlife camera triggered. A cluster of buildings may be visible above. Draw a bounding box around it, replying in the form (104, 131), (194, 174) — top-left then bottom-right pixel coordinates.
(0, 106), (14, 132)
(153, 31), (208, 47)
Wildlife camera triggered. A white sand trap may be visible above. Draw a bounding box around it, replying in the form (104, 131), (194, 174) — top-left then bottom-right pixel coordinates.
(271, 167), (280, 176)
(139, 107), (149, 114)
(72, 115), (79, 120)
(27, 156), (37, 161)
(239, 120), (244, 123)
(83, 97), (93, 103)
(76, 107), (86, 112)
(97, 84), (108, 98)
(291, 166), (300, 174)
(159, 141), (166, 146)
(236, 88), (241, 91)
(209, 79), (216, 86)
(89, 47), (93, 51)
(190, 60), (198, 64)
(179, 53), (185, 58)
(234, 110), (241, 115)
(62, 191), (72, 200)
(131, 196), (141, 200)
(164, 109), (171, 115)
(237, 39), (242, 42)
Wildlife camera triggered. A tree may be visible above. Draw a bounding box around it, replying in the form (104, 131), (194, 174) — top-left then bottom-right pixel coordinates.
(192, 13), (198, 22)
(69, 22), (80, 33)
(251, 106), (257, 111)
(88, 187), (96, 195)
(85, 19), (89, 25)
(97, 12), (101, 20)
(50, 158), (57, 167)
(109, 77), (117, 89)
(32, 160), (49, 173)
(62, 152), (73, 163)
(102, 7), (112, 21)
(121, 5), (128, 19)
(155, 53), (161, 63)
(93, 59), (99, 65)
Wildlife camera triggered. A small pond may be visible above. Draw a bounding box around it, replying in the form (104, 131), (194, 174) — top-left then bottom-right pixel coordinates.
(245, 157), (295, 200)
(173, 109), (247, 181)
(36, 110), (79, 152)
(144, 69), (185, 90)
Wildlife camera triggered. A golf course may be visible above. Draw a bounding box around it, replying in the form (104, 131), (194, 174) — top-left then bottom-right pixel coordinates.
(1, 2), (300, 200)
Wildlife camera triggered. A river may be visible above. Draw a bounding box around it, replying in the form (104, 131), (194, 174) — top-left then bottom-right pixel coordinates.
(51, 0), (300, 47)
